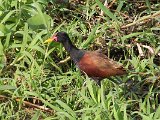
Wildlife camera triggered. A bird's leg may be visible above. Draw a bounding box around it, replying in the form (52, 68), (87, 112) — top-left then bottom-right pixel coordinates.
(82, 75), (101, 86)
(108, 77), (123, 84)
(91, 77), (102, 86)
(96, 80), (101, 86)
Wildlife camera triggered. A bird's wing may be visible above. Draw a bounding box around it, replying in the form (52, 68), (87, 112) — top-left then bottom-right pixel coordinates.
(87, 51), (125, 70)
(77, 51), (126, 78)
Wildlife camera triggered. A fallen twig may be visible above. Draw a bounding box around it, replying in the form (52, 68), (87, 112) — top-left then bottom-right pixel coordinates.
(0, 95), (53, 112)
(0, 95), (8, 100)
(121, 11), (160, 29)
(16, 98), (52, 112)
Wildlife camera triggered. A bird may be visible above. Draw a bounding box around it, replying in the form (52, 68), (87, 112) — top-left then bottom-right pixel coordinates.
(44, 32), (126, 85)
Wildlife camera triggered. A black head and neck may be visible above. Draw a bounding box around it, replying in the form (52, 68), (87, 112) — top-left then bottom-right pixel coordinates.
(51, 32), (85, 63)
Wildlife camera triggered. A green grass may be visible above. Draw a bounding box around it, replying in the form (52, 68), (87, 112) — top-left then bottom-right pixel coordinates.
(0, 0), (160, 119)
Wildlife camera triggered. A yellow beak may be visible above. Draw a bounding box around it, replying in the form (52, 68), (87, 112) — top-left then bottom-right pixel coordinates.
(44, 38), (53, 44)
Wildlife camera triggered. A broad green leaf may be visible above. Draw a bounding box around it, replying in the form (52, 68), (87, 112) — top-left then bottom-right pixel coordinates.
(56, 100), (76, 118)
(0, 23), (10, 36)
(121, 32), (143, 41)
(116, 1), (124, 12)
(0, 85), (16, 90)
(41, 98), (64, 112)
(86, 79), (97, 104)
(154, 105), (160, 119)
(27, 14), (51, 27)
(95, 0), (117, 21)
(29, 45), (45, 54)
(21, 23), (29, 52)
(1, 10), (16, 24)
(4, 33), (11, 48)
(145, 0), (151, 13)
(31, 110), (40, 120)
(81, 25), (98, 48)
(79, 92), (95, 106)
(123, 104), (128, 120)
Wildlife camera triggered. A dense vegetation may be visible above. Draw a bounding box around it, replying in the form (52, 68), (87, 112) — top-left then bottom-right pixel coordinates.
(0, 0), (160, 119)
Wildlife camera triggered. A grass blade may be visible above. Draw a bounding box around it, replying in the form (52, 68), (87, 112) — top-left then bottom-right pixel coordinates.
(95, 0), (117, 21)
(56, 100), (76, 119)
(0, 85), (16, 90)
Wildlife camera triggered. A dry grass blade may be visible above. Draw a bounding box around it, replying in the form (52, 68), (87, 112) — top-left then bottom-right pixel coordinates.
(16, 98), (53, 112)
(57, 56), (71, 64)
(137, 43), (144, 57)
(0, 95), (52, 112)
(121, 11), (160, 29)
(141, 45), (154, 54)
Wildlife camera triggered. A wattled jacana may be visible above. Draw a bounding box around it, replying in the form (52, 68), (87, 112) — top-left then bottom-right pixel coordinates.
(44, 32), (126, 85)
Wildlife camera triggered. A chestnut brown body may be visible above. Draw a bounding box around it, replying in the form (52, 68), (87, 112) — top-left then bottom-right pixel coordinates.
(77, 51), (126, 79)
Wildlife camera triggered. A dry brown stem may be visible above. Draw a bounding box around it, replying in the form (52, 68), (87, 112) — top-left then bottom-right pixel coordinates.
(121, 11), (160, 29)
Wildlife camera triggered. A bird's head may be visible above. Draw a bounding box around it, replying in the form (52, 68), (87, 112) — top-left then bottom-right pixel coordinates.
(44, 32), (70, 44)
